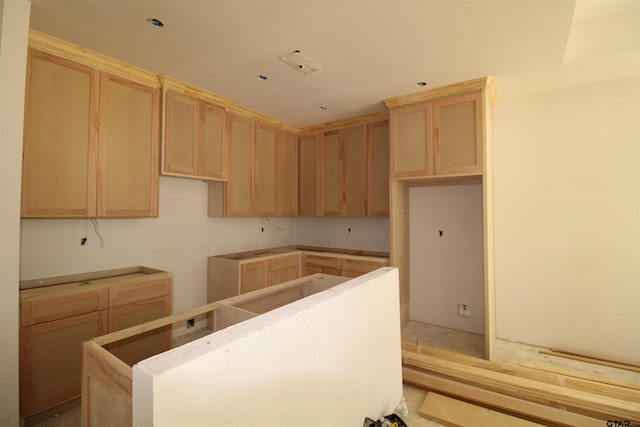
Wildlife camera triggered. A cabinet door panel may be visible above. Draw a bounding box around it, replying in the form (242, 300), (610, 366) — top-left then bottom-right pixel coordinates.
(434, 92), (482, 175)
(368, 121), (390, 217)
(298, 134), (319, 216)
(21, 311), (107, 416)
(255, 125), (278, 216)
(201, 103), (226, 179)
(164, 92), (198, 175)
(391, 104), (432, 177)
(343, 126), (367, 216)
(320, 132), (342, 216)
(277, 132), (298, 216)
(22, 49), (98, 217)
(108, 296), (171, 367)
(98, 73), (159, 217)
(240, 261), (268, 294)
(226, 114), (254, 216)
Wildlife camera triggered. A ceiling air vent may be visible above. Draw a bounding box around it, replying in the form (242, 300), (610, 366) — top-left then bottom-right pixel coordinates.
(279, 50), (322, 75)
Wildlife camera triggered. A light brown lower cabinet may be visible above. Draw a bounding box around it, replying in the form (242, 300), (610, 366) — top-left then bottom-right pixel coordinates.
(208, 248), (389, 305)
(20, 311), (108, 417)
(302, 253), (389, 278)
(19, 267), (172, 418)
(209, 252), (302, 301)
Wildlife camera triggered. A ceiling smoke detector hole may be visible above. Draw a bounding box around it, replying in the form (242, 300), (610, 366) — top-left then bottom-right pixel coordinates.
(279, 50), (322, 75)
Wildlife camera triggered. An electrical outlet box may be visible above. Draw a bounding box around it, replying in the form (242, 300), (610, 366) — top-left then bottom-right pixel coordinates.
(187, 318), (195, 328)
(457, 304), (471, 317)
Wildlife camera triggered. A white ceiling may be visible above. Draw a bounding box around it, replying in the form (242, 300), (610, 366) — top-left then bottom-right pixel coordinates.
(29, 0), (640, 127)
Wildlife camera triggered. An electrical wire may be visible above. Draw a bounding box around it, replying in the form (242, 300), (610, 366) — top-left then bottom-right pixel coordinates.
(91, 218), (105, 247)
(263, 217), (285, 231)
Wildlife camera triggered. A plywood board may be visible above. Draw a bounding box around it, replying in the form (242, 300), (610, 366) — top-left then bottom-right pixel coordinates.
(419, 392), (542, 427)
(403, 367), (603, 427)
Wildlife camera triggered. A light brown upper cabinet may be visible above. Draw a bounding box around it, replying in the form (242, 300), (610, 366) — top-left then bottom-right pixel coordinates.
(254, 124), (278, 216)
(367, 121), (390, 217)
(320, 131), (343, 216)
(342, 126), (367, 217)
(163, 91), (227, 180)
(209, 118), (297, 217)
(21, 48), (160, 218)
(98, 73), (160, 217)
(298, 134), (320, 216)
(434, 92), (482, 175)
(389, 91), (482, 178)
(276, 130), (298, 216)
(254, 126), (299, 217)
(299, 119), (389, 218)
(225, 113), (255, 216)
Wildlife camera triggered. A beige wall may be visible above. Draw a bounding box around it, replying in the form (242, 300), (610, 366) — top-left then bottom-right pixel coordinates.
(20, 177), (388, 335)
(295, 216), (389, 252)
(493, 75), (640, 363)
(20, 177), (299, 334)
(409, 184), (484, 334)
(0, 0), (30, 424)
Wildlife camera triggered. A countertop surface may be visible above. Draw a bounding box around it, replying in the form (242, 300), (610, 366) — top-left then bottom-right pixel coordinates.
(214, 245), (390, 260)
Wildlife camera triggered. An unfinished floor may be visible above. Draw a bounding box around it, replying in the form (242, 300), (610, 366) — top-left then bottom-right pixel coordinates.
(29, 321), (640, 426)
(30, 323), (468, 427)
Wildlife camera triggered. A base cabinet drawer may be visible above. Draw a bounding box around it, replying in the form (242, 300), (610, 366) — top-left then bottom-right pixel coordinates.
(21, 288), (107, 327)
(341, 258), (388, 275)
(303, 254), (341, 270)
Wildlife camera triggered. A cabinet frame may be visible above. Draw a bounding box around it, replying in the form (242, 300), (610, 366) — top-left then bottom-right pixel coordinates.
(384, 76), (497, 358)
